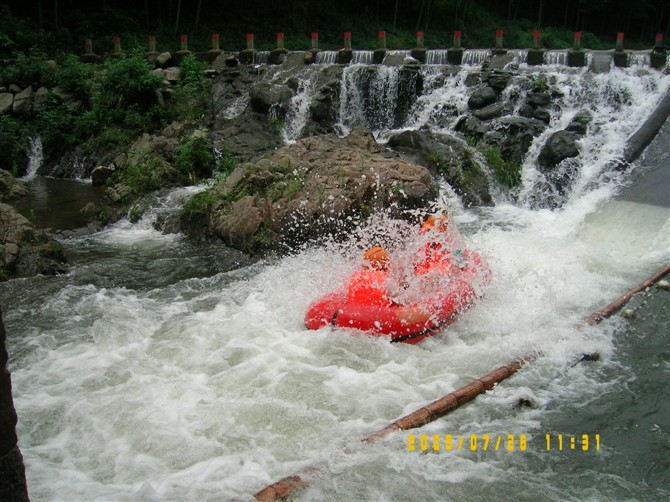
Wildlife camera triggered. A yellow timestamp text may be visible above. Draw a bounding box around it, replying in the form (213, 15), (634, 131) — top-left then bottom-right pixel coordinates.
(407, 433), (528, 452)
(545, 434), (601, 451)
(407, 433), (602, 452)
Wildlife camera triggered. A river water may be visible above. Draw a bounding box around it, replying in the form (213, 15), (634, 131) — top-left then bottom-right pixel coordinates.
(1, 64), (669, 501)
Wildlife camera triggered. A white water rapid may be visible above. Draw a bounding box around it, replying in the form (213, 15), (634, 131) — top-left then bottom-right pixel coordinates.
(1, 63), (669, 501)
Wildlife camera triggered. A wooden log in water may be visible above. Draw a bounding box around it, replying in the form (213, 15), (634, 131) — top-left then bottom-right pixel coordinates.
(585, 263), (670, 325)
(254, 354), (537, 500)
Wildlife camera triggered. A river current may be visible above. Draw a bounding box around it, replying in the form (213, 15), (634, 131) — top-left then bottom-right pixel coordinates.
(1, 63), (669, 501)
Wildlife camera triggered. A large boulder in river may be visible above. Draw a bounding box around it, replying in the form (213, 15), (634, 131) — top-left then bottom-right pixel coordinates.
(538, 130), (580, 170)
(0, 170), (29, 200)
(0, 203), (66, 278)
(468, 86), (497, 109)
(181, 129), (438, 252)
(387, 130), (493, 207)
(249, 83), (293, 117)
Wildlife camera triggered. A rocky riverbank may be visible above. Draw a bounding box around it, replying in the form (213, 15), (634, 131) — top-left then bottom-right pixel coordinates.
(0, 171), (66, 280)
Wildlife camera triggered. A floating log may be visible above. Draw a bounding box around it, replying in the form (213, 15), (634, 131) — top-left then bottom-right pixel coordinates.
(363, 355), (536, 444)
(585, 263), (670, 325)
(253, 354), (537, 500)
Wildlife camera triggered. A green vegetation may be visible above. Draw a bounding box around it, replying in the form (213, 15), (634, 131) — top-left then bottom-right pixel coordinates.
(173, 133), (215, 181)
(0, 51), (168, 164)
(183, 185), (220, 217)
(0, 115), (26, 176)
(121, 156), (170, 196)
(484, 146), (522, 188)
(170, 54), (212, 121)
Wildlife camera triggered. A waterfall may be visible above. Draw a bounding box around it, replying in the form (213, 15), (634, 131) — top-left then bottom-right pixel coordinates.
(462, 49), (491, 66)
(544, 49), (568, 65)
(588, 51), (613, 72)
(20, 136), (43, 181)
(351, 51), (374, 64)
(315, 51), (338, 64)
(515, 69), (670, 207)
(337, 65), (401, 136)
(508, 49), (529, 65)
(254, 51), (270, 65)
(282, 67), (321, 142)
(628, 51), (650, 67)
(425, 49), (450, 65)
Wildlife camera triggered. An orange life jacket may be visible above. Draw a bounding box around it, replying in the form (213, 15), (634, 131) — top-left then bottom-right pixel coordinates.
(347, 270), (392, 307)
(415, 243), (452, 275)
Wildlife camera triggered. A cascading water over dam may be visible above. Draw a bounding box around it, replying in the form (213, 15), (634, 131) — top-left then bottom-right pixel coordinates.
(1, 55), (669, 501)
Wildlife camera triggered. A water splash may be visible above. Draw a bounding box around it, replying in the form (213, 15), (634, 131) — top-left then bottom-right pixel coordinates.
(628, 51), (650, 67)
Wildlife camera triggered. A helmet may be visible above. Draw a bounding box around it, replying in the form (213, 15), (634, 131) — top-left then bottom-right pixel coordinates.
(363, 247), (390, 269)
(421, 214), (449, 234)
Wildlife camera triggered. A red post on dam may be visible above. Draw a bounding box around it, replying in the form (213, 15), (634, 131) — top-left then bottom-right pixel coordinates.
(651, 33), (666, 68)
(80, 37), (98, 63)
(615, 32), (624, 51)
(374, 31), (387, 63)
(573, 31), (581, 51)
(378, 30), (386, 49)
(568, 31), (585, 67)
(211, 33), (220, 51)
(416, 31), (424, 48)
(655, 33), (664, 48)
(448, 30), (463, 65)
(495, 29), (503, 49)
(412, 31), (427, 63)
(338, 31), (353, 64)
(239, 33), (255, 64)
(148, 35), (157, 54)
(113, 36), (121, 54)
(613, 32), (627, 68)
(527, 30), (544, 65)
(276, 32), (284, 50)
(311, 32), (318, 50)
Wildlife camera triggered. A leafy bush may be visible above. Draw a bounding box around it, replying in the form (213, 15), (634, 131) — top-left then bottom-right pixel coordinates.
(94, 52), (165, 122)
(173, 133), (214, 181)
(0, 53), (56, 87)
(0, 115), (27, 175)
(57, 51), (167, 146)
(122, 156), (168, 195)
(170, 54), (212, 121)
(54, 53), (94, 100)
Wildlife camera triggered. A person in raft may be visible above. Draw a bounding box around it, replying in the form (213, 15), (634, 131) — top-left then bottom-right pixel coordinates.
(347, 246), (396, 307)
(414, 213), (466, 276)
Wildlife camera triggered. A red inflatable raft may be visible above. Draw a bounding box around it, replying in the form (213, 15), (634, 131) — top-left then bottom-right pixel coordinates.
(305, 250), (490, 344)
